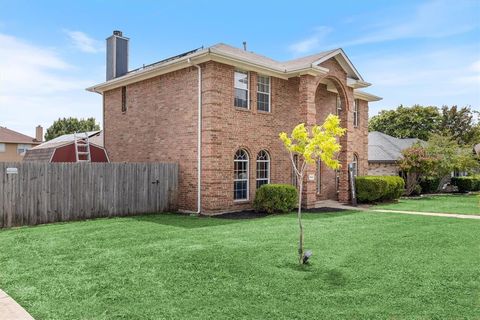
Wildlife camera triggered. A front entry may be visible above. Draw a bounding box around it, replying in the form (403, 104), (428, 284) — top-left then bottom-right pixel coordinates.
(316, 160), (339, 201)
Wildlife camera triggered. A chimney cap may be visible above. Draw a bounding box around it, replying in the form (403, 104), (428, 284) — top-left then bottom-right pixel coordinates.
(113, 30), (123, 37)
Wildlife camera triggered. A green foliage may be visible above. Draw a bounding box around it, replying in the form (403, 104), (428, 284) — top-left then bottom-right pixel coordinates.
(451, 176), (480, 193)
(45, 117), (100, 141)
(355, 176), (405, 203)
(369, 105), (441, 140)
(369, 105), (480, 145)
(420, 177), (441, 194)
(253, 184), (298, 214)
(399, 146), (439, 195)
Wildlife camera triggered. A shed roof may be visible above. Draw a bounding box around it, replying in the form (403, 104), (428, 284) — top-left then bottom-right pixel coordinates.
(368, 131), (425, 163)
(32, 131), (102, 150)
(0, 127), (40, 144)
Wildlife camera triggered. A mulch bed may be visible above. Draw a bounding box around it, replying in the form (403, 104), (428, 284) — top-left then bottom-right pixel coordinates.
(211, 207), (349, 220)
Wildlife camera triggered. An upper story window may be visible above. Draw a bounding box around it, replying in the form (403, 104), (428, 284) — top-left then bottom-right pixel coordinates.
(336, 95), (342, 116)
(0, 143), (5, 152)
(121, 86), (127, 113)
(234, 70), (249, 109)
(257, 75), (270, 112)
(353, 99), (359, 127)
(17, 144), (32, 155)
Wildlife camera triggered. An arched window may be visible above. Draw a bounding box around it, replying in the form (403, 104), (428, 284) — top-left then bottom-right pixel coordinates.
(352, 153), (359, 177)
(256, 150), (270, 189)
(234, 149), (249, 200)
(336, 94), (342, 116)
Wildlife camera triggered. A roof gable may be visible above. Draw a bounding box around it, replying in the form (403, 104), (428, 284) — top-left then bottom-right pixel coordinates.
(310, 49), (363, 81)
(0, 127), (39, 144)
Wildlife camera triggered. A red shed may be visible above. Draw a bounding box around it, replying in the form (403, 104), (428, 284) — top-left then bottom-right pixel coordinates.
(24, 131), (109, 163)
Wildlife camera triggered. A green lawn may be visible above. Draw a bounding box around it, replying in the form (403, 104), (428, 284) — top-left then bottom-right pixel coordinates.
(1, 211), (479, 319)
(375, 194), (480, 215)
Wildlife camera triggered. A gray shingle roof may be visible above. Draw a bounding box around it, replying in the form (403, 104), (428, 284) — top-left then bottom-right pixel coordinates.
(368, 131), (425, 163)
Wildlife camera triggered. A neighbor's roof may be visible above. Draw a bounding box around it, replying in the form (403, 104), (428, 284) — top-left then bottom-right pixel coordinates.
(368, 131), (425, 163)
(0, 127), (40, 144)
(31, 131), (103, 150)
(87, 43), (380, 101)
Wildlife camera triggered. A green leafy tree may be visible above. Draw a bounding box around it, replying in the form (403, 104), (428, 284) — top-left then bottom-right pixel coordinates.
(398, 145), (439, 195)
(279, 115), (345, 265)
(439, 105), (480, 146)
(45, 117), (100, 141)
(369, 105), (441, 140)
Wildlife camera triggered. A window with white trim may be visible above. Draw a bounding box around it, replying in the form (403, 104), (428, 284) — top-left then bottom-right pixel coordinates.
(257, 75), (270, 112)
(352, 154), (358, 177)
(336, 94), (342, 116)
(234, 70), (249, 109)
(256, 150), (270, 189)
(353, 99), (359, 127)
(0, 143), (5, 152)
(234, 149), (249, 200)
(17, 144), (32, 155)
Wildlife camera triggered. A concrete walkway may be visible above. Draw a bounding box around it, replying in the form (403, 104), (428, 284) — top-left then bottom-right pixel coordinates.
(0, 289), (34, 320)
(373, 209), (480, 220)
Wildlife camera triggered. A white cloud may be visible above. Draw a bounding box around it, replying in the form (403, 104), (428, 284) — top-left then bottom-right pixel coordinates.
(0, 32), (103, 135)
(64, 30), (104, 53)
(288, 26), (332, 55)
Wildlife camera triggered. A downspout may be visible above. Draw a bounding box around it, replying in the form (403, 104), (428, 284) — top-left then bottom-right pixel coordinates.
(188, 58), (202, 214)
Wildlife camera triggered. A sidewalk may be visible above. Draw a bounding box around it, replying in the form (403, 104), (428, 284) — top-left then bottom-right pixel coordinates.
(373, 209), (480, 220)
(0, 289), (34, 320)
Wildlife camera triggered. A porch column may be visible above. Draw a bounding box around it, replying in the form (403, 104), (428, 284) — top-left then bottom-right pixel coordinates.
(338, 89), (355, 203)
(299, 74), (317, 208)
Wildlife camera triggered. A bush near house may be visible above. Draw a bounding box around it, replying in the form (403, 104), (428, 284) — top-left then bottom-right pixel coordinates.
(420, 177), (441, 194)
(356, 176), (405, 203)
(451, 176), (480, 193)
(253, 184), (298, 214)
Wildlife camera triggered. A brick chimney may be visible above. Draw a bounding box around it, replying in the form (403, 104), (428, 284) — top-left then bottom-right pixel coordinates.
(35, 125), (43, 142)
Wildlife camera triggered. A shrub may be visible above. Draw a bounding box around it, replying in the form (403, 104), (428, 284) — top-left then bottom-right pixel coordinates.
(451, 176), (480, 193)
(355, 176), (405, 203)
(253, 184), (298, 214)
(420, 177), (441, 194)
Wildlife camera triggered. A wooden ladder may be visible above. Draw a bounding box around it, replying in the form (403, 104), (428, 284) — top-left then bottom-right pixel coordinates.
(74, 132), (91, 163)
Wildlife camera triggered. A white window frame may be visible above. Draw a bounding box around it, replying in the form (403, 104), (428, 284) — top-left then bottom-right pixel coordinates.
(234, 70), (249, 109)
(257, 75), (271, 112)
(0, 143), (5, 152)
(17, 144), (32, 155)
(353, 99), (359, 127)
(256, 150), (270, 189)
(234, 149), (249, 201)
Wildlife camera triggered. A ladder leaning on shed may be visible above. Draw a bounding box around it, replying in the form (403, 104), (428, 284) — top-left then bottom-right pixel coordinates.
(74, 132), (91, 162)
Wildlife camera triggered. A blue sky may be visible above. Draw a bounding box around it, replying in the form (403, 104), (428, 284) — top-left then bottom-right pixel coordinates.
(1, 0), (479, 136)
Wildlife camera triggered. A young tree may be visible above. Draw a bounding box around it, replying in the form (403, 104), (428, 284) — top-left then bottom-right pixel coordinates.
(279, 115), (345, 265)
(45, 117), (100, 141)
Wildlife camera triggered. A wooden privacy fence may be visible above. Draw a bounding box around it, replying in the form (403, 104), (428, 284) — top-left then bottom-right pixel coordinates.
(0, 162), (178, 228)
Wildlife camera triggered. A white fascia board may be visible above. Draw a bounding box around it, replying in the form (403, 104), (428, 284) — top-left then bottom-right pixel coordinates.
(312, 48), (364, 82)
(347, 78), (371, 88)
(354, 90), (382, 102)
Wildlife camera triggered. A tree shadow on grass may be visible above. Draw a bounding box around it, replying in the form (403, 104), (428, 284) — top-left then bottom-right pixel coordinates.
(281, 261), (348, 287)
(132, 213), (242, 229)
(284, 210), (358, 221)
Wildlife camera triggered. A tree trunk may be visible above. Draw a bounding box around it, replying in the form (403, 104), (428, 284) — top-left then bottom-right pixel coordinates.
(297, 177), (304, 265)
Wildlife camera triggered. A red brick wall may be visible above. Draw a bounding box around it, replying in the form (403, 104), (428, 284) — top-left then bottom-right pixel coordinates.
(103, 58), (371, 213)
(103, 67), (199, 211)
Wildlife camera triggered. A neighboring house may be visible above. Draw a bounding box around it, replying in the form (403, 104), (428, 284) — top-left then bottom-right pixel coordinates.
(0, 126), (43, 162)
(368, 131), (424, 176)
(24, 131), (109, 163)
(87, 31), (381, 214)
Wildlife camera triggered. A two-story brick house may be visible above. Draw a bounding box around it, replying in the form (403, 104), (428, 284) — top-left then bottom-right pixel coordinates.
(88, 31), (381, 214)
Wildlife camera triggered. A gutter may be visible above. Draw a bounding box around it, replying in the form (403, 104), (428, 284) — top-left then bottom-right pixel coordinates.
(188, 58), (202, 214)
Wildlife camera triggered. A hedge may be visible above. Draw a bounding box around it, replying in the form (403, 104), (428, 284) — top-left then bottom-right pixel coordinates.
(420, 177), (441, 194)
(451, 176), (480, 193)
(355, 176), (405, 203)
(253, 184), (298, 214)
